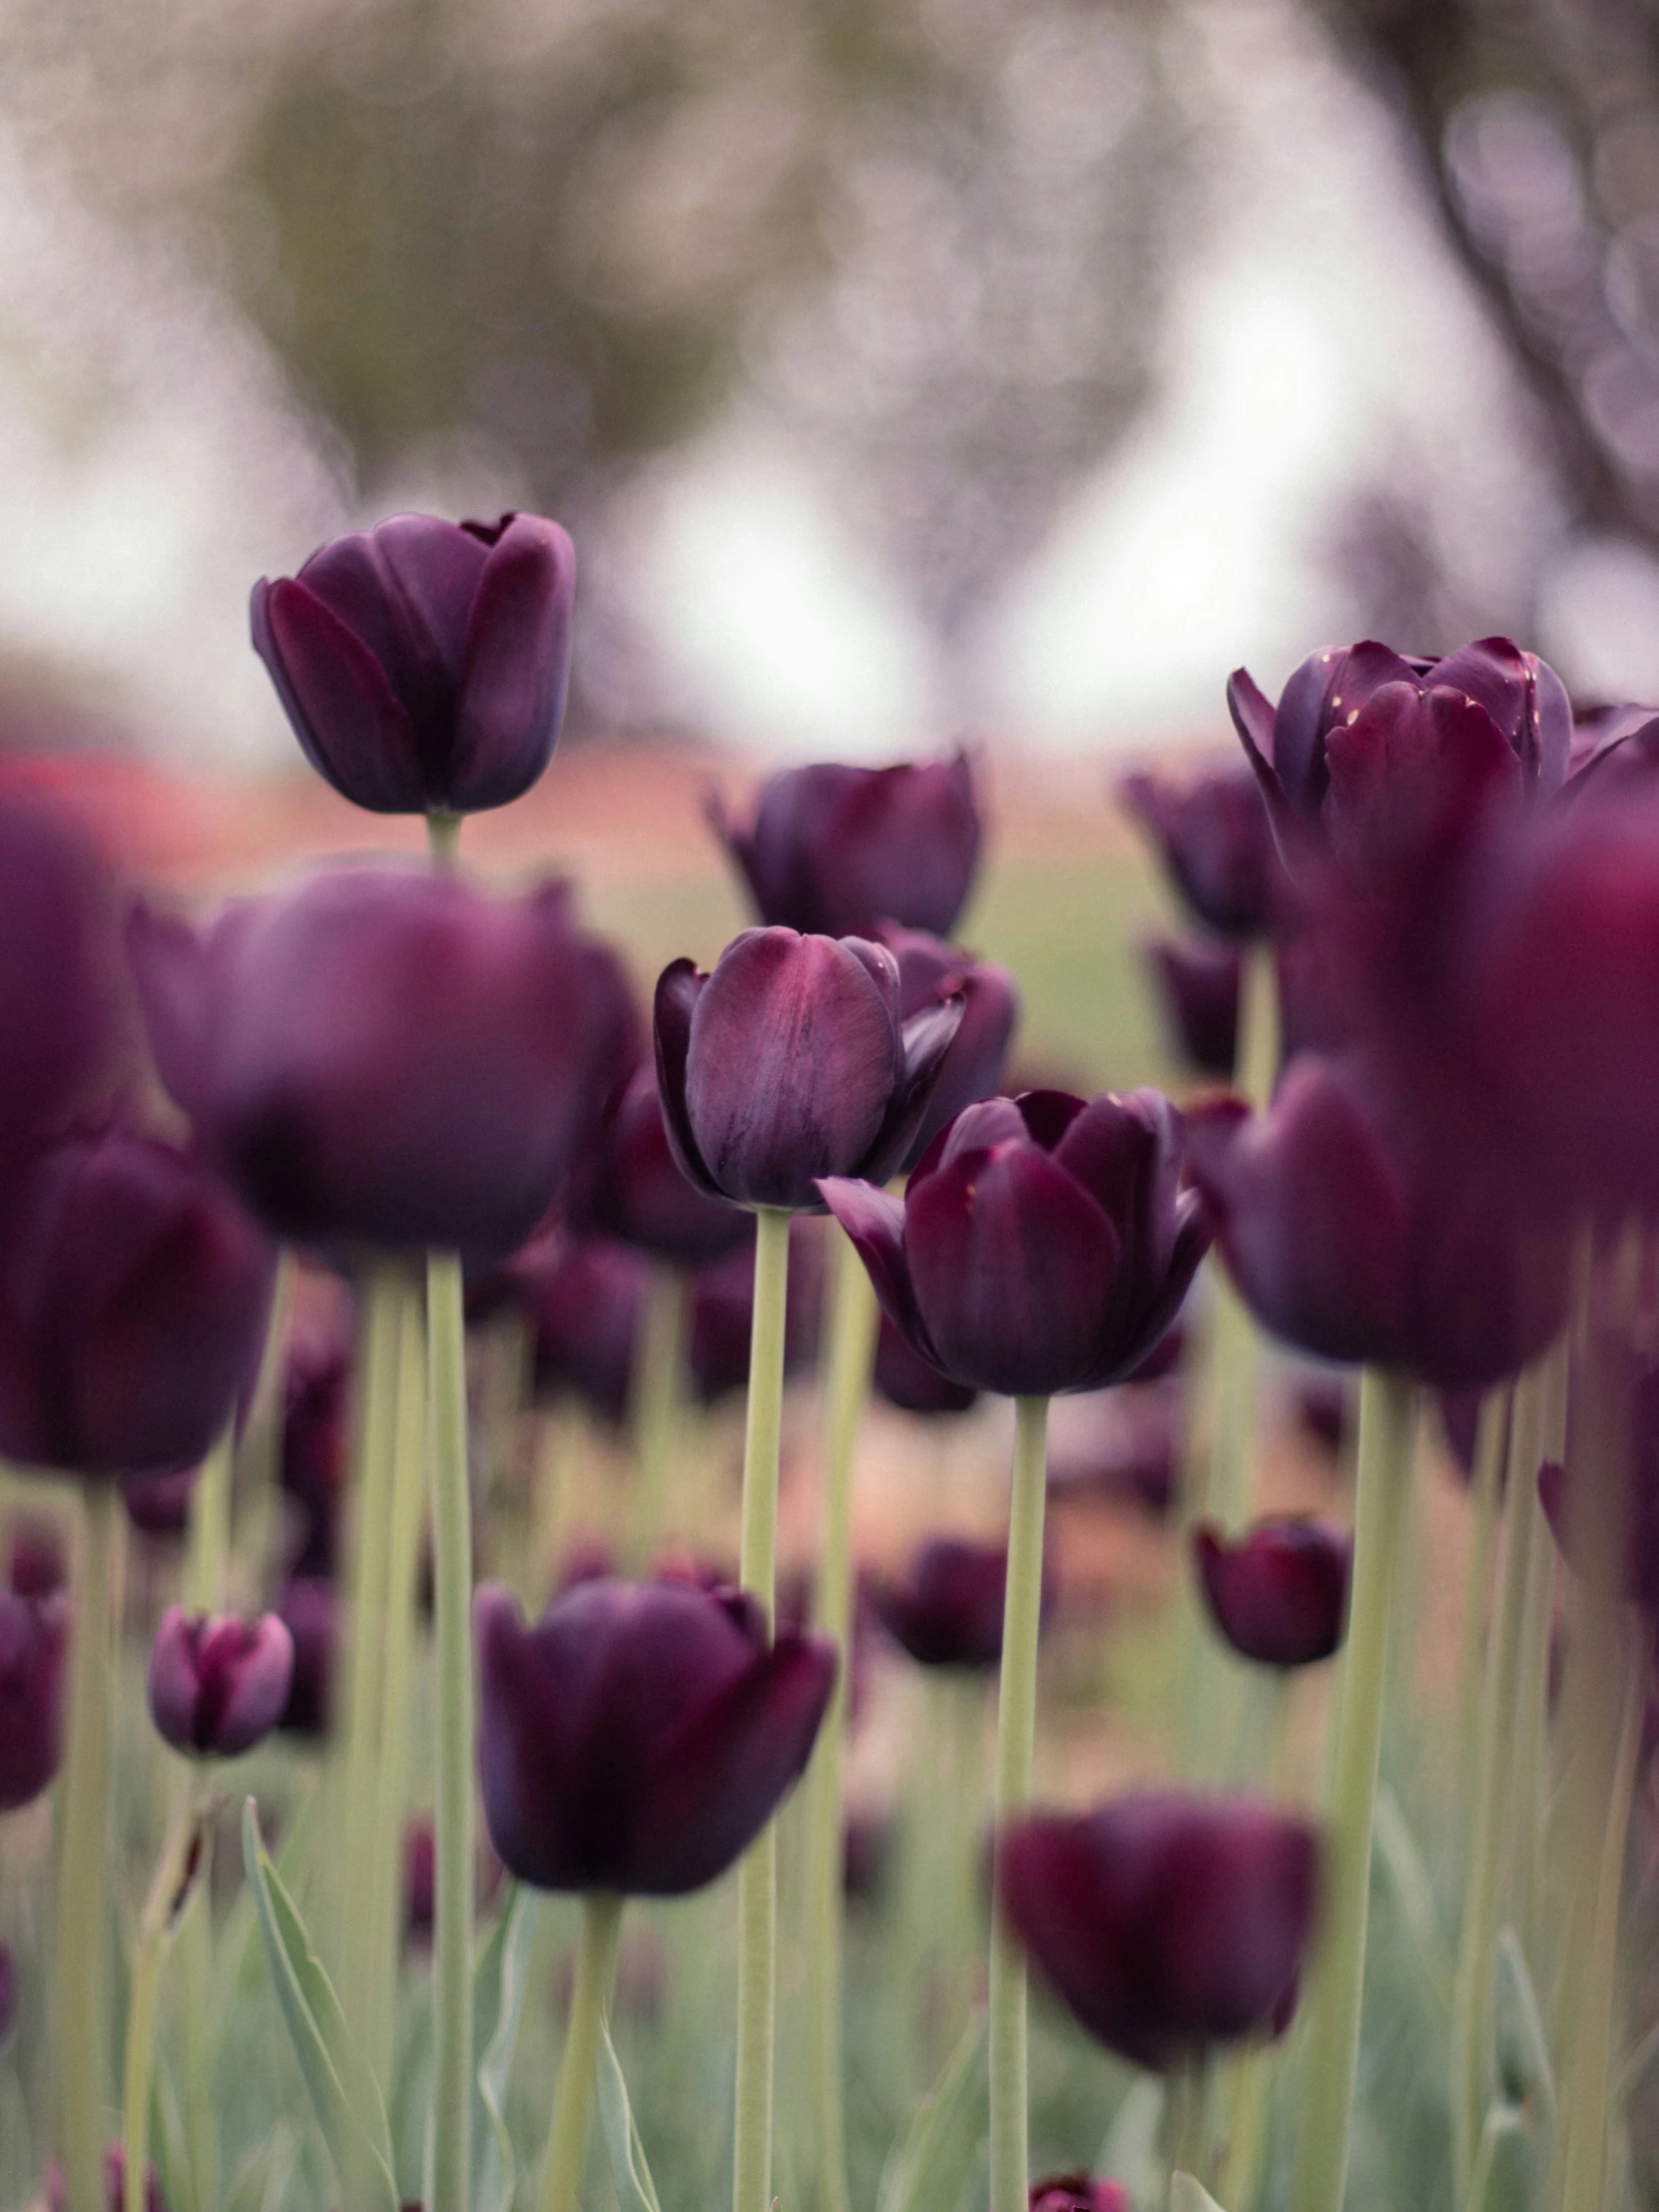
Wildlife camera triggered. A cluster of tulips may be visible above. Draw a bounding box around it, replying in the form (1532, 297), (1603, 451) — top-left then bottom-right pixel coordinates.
(0, 507), (1656, 2212)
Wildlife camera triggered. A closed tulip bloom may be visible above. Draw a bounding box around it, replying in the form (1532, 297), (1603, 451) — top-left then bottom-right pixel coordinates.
(821, 1090), (1211, 1398)
(709, 756), (981, 939)
(148, 1605), (295, 1759)
(274, 1577), (336, 1739)
(279, 1325), (351, 1579)
(873, 1314), (978, 1416)
(123, 1467), (198, 1539)
(574, 1059), (752, 1266)
(998, 1795), (1321, 2071)
(251, 511), (576, 815)
(129, 868), (635, 1264)
(871, 923), (1020, 1170)
(475, 1577), (835, 1895)
(870, 1536), (1018, 1669)
(1142, 936), (1241, 1077)
(6, 1515), (67, 1598)
(0, 1125), (276, 1478)
(526, 1238), (650, 1425)
(1120, 763), (1281, 938)
(1193, 1517), (1352, 1667)
(655, 928), (964, 1213)
(1030, 2178), (1128, 2212)
(0, 1587), (69, 1811)
(685, 1221), (825, 1402)
(1186, 1054), (1569, 1388)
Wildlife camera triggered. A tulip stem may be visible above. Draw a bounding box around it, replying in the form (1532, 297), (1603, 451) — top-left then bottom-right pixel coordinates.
(1453, 1389), (1509, 1848)
(989, 1393), (1051, 2212)
(734, 1206), (793, 2212)
(428, 1248), (476, 2212)
(184, 1417), (235, 1616)
(122, 1775), (202, 2212)
(804, 1225), (878, 2212)
(628, 1264), (689, 1572)
(539, 1892), (624, 2212)
(58, 1483), (122, 2212)
(1287, 1368), (1416, 2212)
(427, 811), (461, 867)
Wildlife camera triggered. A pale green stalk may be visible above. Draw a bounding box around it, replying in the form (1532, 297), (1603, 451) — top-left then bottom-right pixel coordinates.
(627, 1264), (690, 1571)
(538, 1893), (624, 2212)
(988, 1395), (1051, 2212)
(1453, 1390), (1510, 1847)
(427, 811), (461, 866)
(1287, 1370), (1417, 2212)
(184, 1420), (235, 1617)
(733, 1207), (793, 2212)
(122, 1779), (201, 2212)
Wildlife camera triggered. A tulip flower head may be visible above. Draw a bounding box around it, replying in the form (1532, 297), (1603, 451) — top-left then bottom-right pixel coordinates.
(148, 1605), (295, 1759)
(279, 1324), (352, 1579)
(821, 1089), (1211, 1397)
(525, 1237), (651, 1425)
(873, 1313), (978, 1415)
(475, 1576), (835, 1895)
(1142, 935), (1242, 1078)
(1120, 762), (1281, 938)
(574, 1058), (753, 1266)
(274, 1577), (336, 1739)
(709, 756), (981, 938)
(870, 1535), (1024, 1669)
(6, 1515), (67, 1598)
(1193, 1517), (1352, 1668)
(123, 1467), (198, 1539)
(998, 1794), (1320, 2070)
(655, 928), (964, 1213)
(0, 1586), (69, 1811)
(1030, 2178), (1129, 2212)
(252, 511), (576, 815)
(869, 923), (1019, 1170)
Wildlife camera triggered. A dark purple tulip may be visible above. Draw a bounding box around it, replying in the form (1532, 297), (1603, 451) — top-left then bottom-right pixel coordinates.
(274, 1577), (336, 1739)
(998, 1794), (1321, 2071)
(1030, 2178), (1129, 2212)
(0, 1587), (69, 1811)
(0, 1124), (276, 1478)
(1186, 1054), (1570, 1388)
(573, 1059), (752, 1266)
(1142, 936), (1241, 1077)
(280, 1324), (352, 1579)
(821, 1090), (1211, 1398)
(1046, 1385), (1181, 1518)
(148, 1605), (294, 1758)
(686, 1222), (826, 1404)
(130, 868), (636, 1264)
(0, 1939), (13, 2048)
(656, 929), (963, 1214)
(6, 1515), (67, 1598)
(1120, 763), (1281, 938)
(475, 1576), (835, 1896)
(709, 756), (982, 939)
(873, 1314), (978, 1416)
(402, 1816), (503, 1947)
(869, 924), (1019, 1171)
(1193, 1517), (1352, 1668)
(526, 1237), (650, 1426)
(251, 511), (576, 815)
(870, 1536), (1028, 1670)
(1537, 1337), (1659, 1604)
(123, 1466), (198, 1539)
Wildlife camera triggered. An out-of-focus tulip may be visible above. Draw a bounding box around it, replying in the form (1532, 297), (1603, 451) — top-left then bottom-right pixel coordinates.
(122, 1467), (198, 1539)
(274, 1577), (336, 1739)
(6, 1515), (67, 1598)
(873, 1313), (978, 1416)
(870, 1536), (1025, 1670)
(1045, 1385), (1181, 1518)
(686, 1221), (826, 1403)
(0, 1587), (69, 1811)
(998, 1794), (1320, 2071)
(475, 1576), (835, 1895)
(0, 1124), (276, 1478)
(1142, 936), (1241, 1077)
(280, 1324), (352, 1579)
(656, 929), (963, 1214)
(1537, 1339), (1659, 1603)
(1193, 1517), (1352, 1667)
(130, 868), (635, 1264)
(402, 1815), (503, 1948)
(251, 511), (576, 816)
(148, 1605), (294, 1759)
(45, 2149), (168, 2212)
(842, 1812), (889, 1904)
(0, 1939), (13, 2049)
(573, 1059), (752, 1266)
(709, 757), (981, 939)
(1186, 1054), (1569, 1388)
(821, 1090), (1210, 1398)
(1030, 2177), (1129, 2212)
(870, 924), (1019, 1171)
(526, 1237), (650, 1426)
(1120, 763), (1281, 938)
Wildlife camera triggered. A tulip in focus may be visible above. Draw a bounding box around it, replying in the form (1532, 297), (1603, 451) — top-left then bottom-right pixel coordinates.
(147, 1606), (295, 1759)
(1193, 1517), (1352, 1668)
(0, 1586), (69, 1811)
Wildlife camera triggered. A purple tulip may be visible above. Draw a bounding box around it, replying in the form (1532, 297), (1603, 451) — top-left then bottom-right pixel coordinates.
(869, 923), (1020, 1170)
(572, 1059), (752, 1266)
(129, 867), (636, 1263)
(45, 2149), (168, 2212)
(0, 1939), (13, 2049)
(1186, 1053), (1570, 1388)
(148, 1605), (295, 1758)
(1193, 1517), (1352, 1667)
(6, 1515), (67, 1598)
(251, 511), (576, 815)
(0, 1586), (69, 1811)
(998, 1794), (1321, 2070)
(0, 1124), (276, 1478)
(475, 1576), (835, 1895)
(685, 1221), (826, 1403)
(122, 1466), (198, 1539)
(1536, 1334), (1659, 1603)
(274, 1577), (336, 1739)
(526, 1237), (650, 1426)
(820, 1090), (1211, 1398)
(1142, 936), (1241, 1077)
(1120, 763), (1281, 938)
(280, 1323), (352, 1579)
(873, 1313), (978, 1416)
(1030, 2179), (1129, 2212)
(709, 756), (981, 938)
(655, 928), (964, 1213)
(870, 1536), (1022, 1670)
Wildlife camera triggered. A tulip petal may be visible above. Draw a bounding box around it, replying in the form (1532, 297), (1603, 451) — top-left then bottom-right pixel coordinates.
(256, 578), (425, 812)
(453, 515), (576, 811)
(652, 960), (722, 1202)
(1324, 682), (1519, 882)
(816, 1177), (941, 1371)
(861, 989), (968, 1185)
(1226, 667), (1305, 859)
(126, 902), (215, 1120)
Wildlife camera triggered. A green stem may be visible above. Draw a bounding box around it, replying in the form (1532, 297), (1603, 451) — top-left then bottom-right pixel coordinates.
(1454, 1389), (1510, 1849)
(1450, 1364), (1543, 2190)
(122, 1777), (202, 2212)
(184, 1419), (234, 1618)
(428, 1248), (476, 2212)
(1287, 1369), (1416, 2212)
(804, 1226), (877, 2212)
(733, 1207), (793, 2212)
(59, 1484), (122, 2212)
(427, 811), (461, 867)
(538, 1893), (624, 2212)
(627, 1265), (689, 1572)
(989, 1394), (1051, 2212)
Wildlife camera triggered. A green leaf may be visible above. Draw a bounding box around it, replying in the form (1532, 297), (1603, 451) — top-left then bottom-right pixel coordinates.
(1494, 1928), (1556, 2123)
(221, 2122), (299, 2212)
(240, 1798), (398, 2211)
(596, 2016), (666, 2212)
(1468, 2102), (1544, 2212)
(473, 1883), (541, 2212)
(1374, 1786), (1451, 2012)
(1169, 2177), (1227, 2212)
(876, 2008), (988, 2212)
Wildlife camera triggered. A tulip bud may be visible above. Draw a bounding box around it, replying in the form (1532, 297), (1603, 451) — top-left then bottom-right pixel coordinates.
(821, 1089), (1211, 1398)
(869, 924), (1019, 1171)
(870, 1536), (1034, 1670)
(252, 511), (576, 816)
(1120, 763), (1281, 938)
(571, 1060), (752, 1266)
(686, 1222), (826, 1403)
(0, 1588), (69, 1811)
(475, 1577), (835, 1895)
(123, 1467), (198, 1539)
(148, 1605), (294, 1759)
(1193, 1517), (1352, 1667)
(1030, 2177), (1129, 2212)
(6, 1514), (67, 1598)
(1142, 936), (1241, 1078)
(709, 756), (981, 939)
(998, 1794), (1321, 2070)
(274, 1577), (337, 1739)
